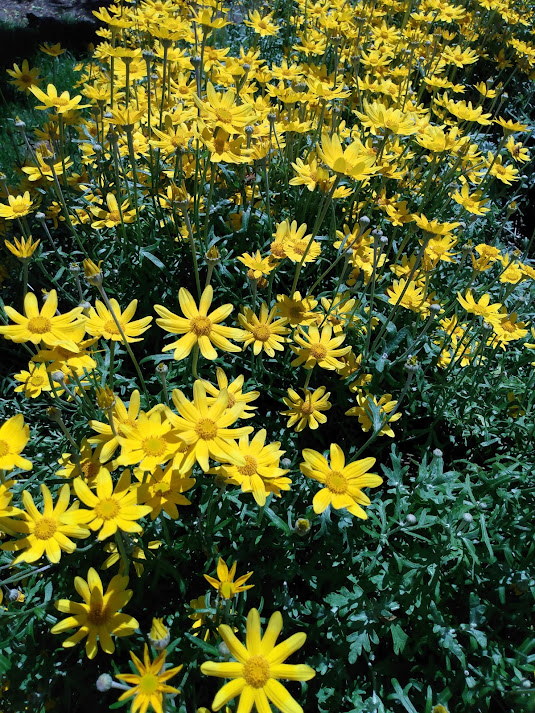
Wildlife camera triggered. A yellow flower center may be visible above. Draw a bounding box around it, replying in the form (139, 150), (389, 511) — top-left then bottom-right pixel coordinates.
(30, 375), (45, 386)
(27, 316), (52, 334)
(81, 460), (100, 479)
(95, 497), (120, 520)
(252, 325), (271, 342)
(220, 581), (235, 599)
(143, 437), (167, 456)
(54, 96), (70, 107)
(108, 211), (121, 222)
(191, 316), (212, 336)
(325, 470), (348, 494)
(214, 107), (232, 123)
(154, 482), (170, 493)
(12, 201), (29, 215)
(20, 74), (32, 84)
(103, 319), (124, 335)
(309, 343), (327, 360)
(237, 455), (258, 476)
(501, 321), (516, 333)
(195, 418), (217, 440)
(289, 305), (305, 320)
(87, 602), (110, 625)
(0, 440), (9, 457)
(300, 398), (315, 415)
(138, 673), (160, 695)
(34, 517), (57, 540)
(243, 656), (270, 688)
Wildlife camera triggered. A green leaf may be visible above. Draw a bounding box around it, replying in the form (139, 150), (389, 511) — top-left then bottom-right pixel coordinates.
(184, 632), (221, 657)
(390, 623), (409, 655)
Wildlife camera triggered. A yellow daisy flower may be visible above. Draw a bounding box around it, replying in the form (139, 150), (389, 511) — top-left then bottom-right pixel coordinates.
(73, 470), (152, 541)
(238, 304), (290, 357)
(0, 414), (32, 472)
(281, 386), (331, 431)
(201, 367), (260, 420)
(168, 381), (252, 472)
(155, 285), (243, 361)
(345, 392), (402, 437)
(51, 568), (139, 659)
(89, 389), (142, 463)
(85, 298), (152, 343)
(116, 645), (182, 711)
(276, 292), (318, 327)
(204, 558), (254, 599)
(0, 191), (34, 220)
(300, 444), (382, 518)
(4, 235), (40, 259)
(135, 463), (195, 520)
(56, 438), (113, 484)
(115, 410), (182, 472)
(1, 484), (91, 564)
(290, 324), (351, 370)
(0, 290), (86, 350)
(201, 607), (315, 713)
(215, 429), (290, 506)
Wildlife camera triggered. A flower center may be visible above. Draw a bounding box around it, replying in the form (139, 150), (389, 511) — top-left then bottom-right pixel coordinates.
(289, 305), (305, 320)
(138, 674), (160, 695)
(12, 201), (29, 215)
(325, 470), (348, 494)
(103, 319), (123, 335)
(95, 497), (120, 520)
(237, 455), (258, 476)
(30, 375), (45, 386)
(252, 325), (271, 342)
(143, 437), (167, 456)
(309, 343), (327, 360)
(81, 461), (100, 479)
(195, 418), (217, 440)
(0, 440), (9, 457)
(54, 96), (70, 107)
(27, 316), (51, 334)
(300, 398), (315, 415)
(214, 107), (232, 123)
(108, 211), (121, 222)
(34, 517), (57, 540)
(501, 321), (516, 333)
(191, 316), (212, 336)
(243, 656), (271, 688)
(87, 602), (110, 625)
(220, 581), (235, 599)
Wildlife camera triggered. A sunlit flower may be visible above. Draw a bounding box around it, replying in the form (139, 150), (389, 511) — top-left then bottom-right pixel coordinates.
(204, 558), (254, 599)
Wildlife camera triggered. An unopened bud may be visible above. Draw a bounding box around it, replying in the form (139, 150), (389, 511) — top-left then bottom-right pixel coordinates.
(295, 518), (310, 536)
(96, 673), (113, 692)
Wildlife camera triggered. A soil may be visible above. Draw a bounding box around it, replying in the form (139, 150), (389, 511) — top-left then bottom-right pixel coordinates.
(0, 0), (99, 27)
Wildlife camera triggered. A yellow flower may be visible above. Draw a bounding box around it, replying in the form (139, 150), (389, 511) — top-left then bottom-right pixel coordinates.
(300, 444), (382, 518)
(201, 608), (315, 713)
(201, 368), (259, 420)
(30, 83), (89, 113)
(0, 479), (22, 518)
(73, 469), (152, 541)
(6, 60), (41, 94)
(0, 290), (86, 350)
(281, 386), (331, 431)
(276, 292), (318, 327)
(115, 410), (181, 472)
(346, 392), (401, 437)
(451, 183), (490, 215)
(90, 193), (137, 229)
(1, 484), (91, 564)
(244, 10), (280, 36)
(56, 438), (112, 483)
(318, 133), (376, 180)
(51, 568), (139, 659)
(149, 617), (171, 650)
(291, 324), (351, 370)
(155, 285), (243, 361)
(89, 390), (142, 462)
(85, 298), (152, 343)
(4, 235), (40, 259)
(0, 191), (33, 220)
(136, 463), (195, 520)
(238, 251), (276, 280)
(386, 279), (431, 315)
(116, 645), (182, 710)
(457, 290), (502, 324)
(238, 304), (290, 357)
(168, 381), (252, 472)
(214, 430), (290, 506)
(355, 100), (418, 136)
(204, 558), (254, 599)
(193, 83), (256, 136)
(0, 414), (32, 472)
(39, 42), (66, 56)
(14, 362), (58, 399)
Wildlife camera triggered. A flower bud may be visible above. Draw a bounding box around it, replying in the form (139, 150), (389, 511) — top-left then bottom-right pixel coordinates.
(149, 617), (170, 650)
(83, 258), (103, 286)
(96, 386), (116, 410)
(406, 514), (417, 525)
(295, 518), (311, 536)
(96, 673), (113, 692)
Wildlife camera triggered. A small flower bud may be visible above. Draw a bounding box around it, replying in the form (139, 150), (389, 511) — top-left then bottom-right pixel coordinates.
(433, 448), (443, 457)
(69, 262), (81, 275)
(149, 617), (170, 650)
(96, 386), (116, 410)
(406, 514), (417, 525)
(9, 588), (22, 601)
(46, 406), (62, 423)
(83, 258), (103, 286)
(218, 641), (231, 659)
(462, 512), (473, 523)
(281, 458), (292, 469)
(295, 518), (311, 536)
(156, 362), (168, 375)
(96, 673), (113, 692)
(205, 244), (221, 265)
(51, 370), (65, 384)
